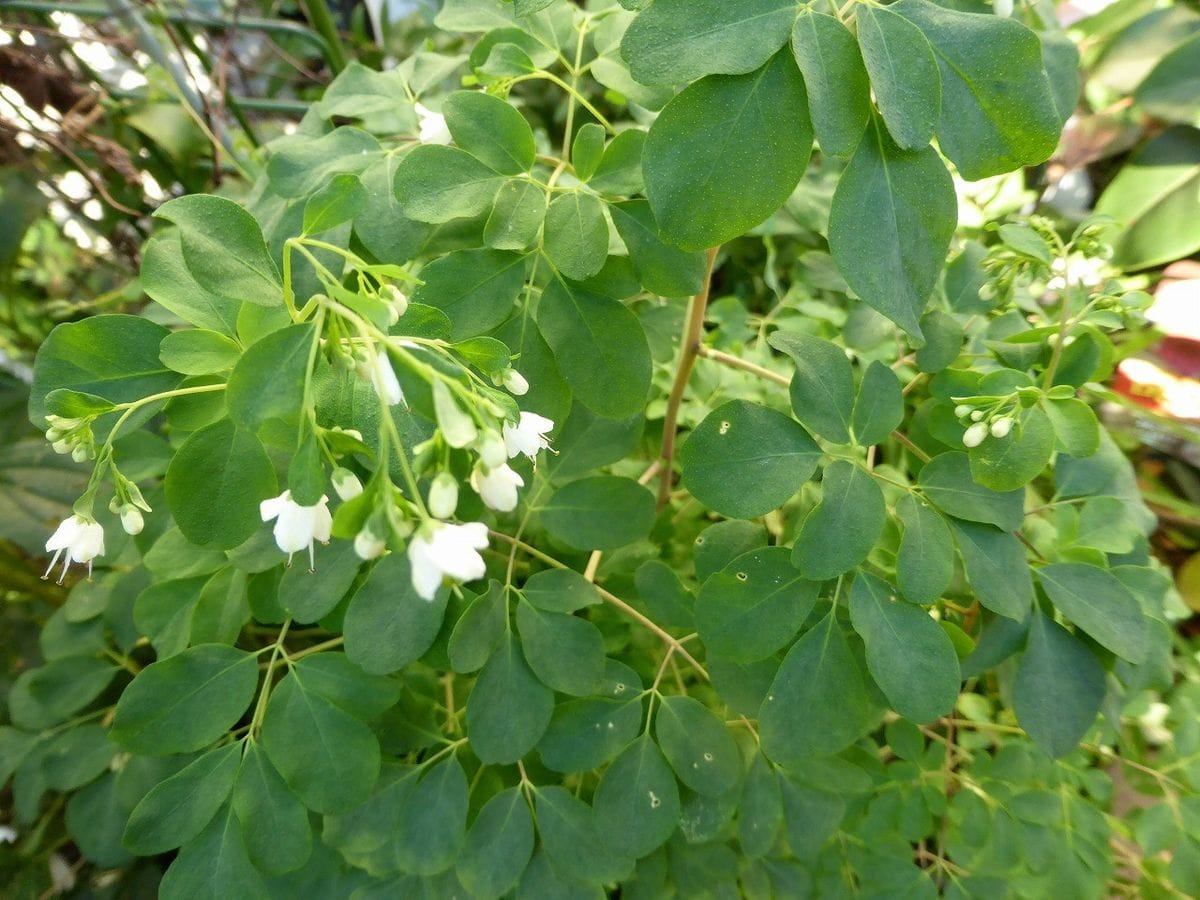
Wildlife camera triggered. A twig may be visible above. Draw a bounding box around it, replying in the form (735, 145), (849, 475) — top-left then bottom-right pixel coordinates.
(697, 345), (790, 386)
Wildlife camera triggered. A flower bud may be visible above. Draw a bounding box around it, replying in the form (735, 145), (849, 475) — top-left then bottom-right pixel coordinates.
(476, 430), (507, 469)
(501, 368), (529, 396)
(428, 471), (459, 519)
(990, 417), (1013, 439)
(71, 444), (89, 463)
(963, 422), (989, 448)
(993, 0), (1012, 17)
(52, 439), (71, 455)
(382, 284), (409, 319)
(354, 526), (386, 561)
(120, 505), (145, 536)
(331, 467), (364, 501)
(978, 283), (998, 301)
(970, 410), (985, 422)
(954, 404), (972, 418)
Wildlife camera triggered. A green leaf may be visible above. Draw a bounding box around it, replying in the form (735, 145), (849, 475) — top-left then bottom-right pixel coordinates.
(590, 129), (647, 196)
(1036, 564), (1147, 663)
(696, 547), (819, 663)
(738, 753), (782, 858)
(894, 494), (954, 605)
(918, 451), (1024, 531)
(123, 743), (240, 854)
(592, 734), (681, 858)
(1096, 126), (1200, 271)
(893, 0), (1065, 179)
(265, 127), (380, 197)
(164, 418), (276, 550)
(537, 691), (643, 773)
(780, 777), (844, 858)
(1013, 610), (1105, 758)
(855, 4), (940, 150)
(65, 774), (132, 868)
(1134, 33), (1200, 123)
(947, 519), (1033, 621)
(760, 608), (869, 761)
(158, 806), (268, 900)
(634, 560), (694, 630)
(680, 399), (820, 519)
(828, 117), (957, 337)
(851, 361), (904, 446)
(767, 331), (854, 443)
(43, 388), (117, 419)
(1043, 397), (1100, 458)
(393, 144), (504, 224)
(394, 755), (469, 875)
(516, 601), (605, 696)
(537, 276), (652, 419)
(792, 460), (886, 580)
(261, 672), (380, 814)
(848, 572), (960, 723)
(522, 568), (600, 613)
(448, 582), (507, 673)
(412, 248), (527, 341)
(226, 323), (315, 429)
(541, 475), (654, 551)
(571, 123), (606, 181)
(535, 786), (634, 884)
(277, 540), (362, 623)
(112, 644), (259, 755)
(467, 631), (553, 764)
(620, 0), (796, 85)
(655, 695), (741, 797)
(41, 723), (115, 790)
(159, 330), (241, 376)
(140, 230), (241, 335)
(543, 192), (610, 281)
(609, 200), (707, 297)
(344, 553), (449, 674)
(643, 50), (813, 250)
(29, 315), (181, 426)
(7, 656), (115, 730)
(484, 180), (546, 251)
(914, 309), (963, 372)
(231, 742), (312, 875)
(790, 11), (871, 157)
(303, 173), (368, 235)
(443, 90), (536, 174)
(154, 195), (281, 307)
(968, 405), (1055, 491)
(292, 653), (400, 720)
(457, 787), (534, 899)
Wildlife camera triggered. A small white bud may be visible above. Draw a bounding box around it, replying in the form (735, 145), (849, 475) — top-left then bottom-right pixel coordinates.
(71, 444), (89, 463)
(52, 439), (71, 455)
(476, 430), (507, 469)
(990, 417), (1013, 439)
(954, 404), (972, 418)
(993, 0), (1013, 17)
(978, 283), (998, 301)
(963, 422), (989, 448)
(501, 368), (529, 396)
(428, 472), (460, 519)
(354, 526), (386, 560)
(120, 505), (144, 536)
(382, 285), (408, 319)
(331, 467), (364, 501)
(970, 410), (985, 422)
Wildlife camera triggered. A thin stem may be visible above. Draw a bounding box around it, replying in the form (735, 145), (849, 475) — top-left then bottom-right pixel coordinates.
(697, 346), (790, 386)
(511, 72), (616, 133)
(248, 620), (292, 738)
(657, 248), (719, 510)
(891, 431), (932, 463)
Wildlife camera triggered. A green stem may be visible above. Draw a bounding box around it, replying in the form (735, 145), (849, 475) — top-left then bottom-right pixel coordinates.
(297, 0), (349, 72)
(511, 72), (616, 134)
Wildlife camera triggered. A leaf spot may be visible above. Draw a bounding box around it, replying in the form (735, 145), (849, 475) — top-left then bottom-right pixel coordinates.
(648, 790), (661, 809)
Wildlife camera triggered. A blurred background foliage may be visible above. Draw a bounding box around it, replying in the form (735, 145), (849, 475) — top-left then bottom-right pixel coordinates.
(1, 0), (1199, 895)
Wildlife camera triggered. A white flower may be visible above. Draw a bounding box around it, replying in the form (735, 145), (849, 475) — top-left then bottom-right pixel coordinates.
(503, 412), (554, 461)
(428, 472), (459, 519)
(49, 853), (75, 893)
(332, 467), (364, 501)
(259, 490), (333, 570)
(382, 285), (409, 324)
(962, 422), (989, 448)
(415, 102), (452, 145)
(993, 0), (1013, 17)
(365, 349), (404, 407)
(470, 463), (524, 512)
(476, 430), (507, 469)
(0, 825), (18, 844)
(354, 525), (387, 561)
(990, 417), (1013, 439)
(501, 368), (529, 396)
(407, 521), (489, 601)
(43, 515), (105, 583)
(119, 505), (144, 536)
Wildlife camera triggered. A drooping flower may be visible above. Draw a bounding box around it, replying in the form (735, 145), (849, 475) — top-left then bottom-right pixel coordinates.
(354, 525), (387, 561)
(407, 521), (489, 601)
(43, 515), (105, 583)
(365, 349), (404, 407)
(331, 467), (364, 501)
(259, 490), (333, 570)
(470, 462), (524, 512)
(503, 412), (554, 461)
(414, 102), (452, 145)
(475, 430), (507, 469)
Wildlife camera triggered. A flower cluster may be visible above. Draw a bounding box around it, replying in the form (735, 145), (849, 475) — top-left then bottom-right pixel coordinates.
(45, 413), (95, 462)
(954, 400), (1016, 449)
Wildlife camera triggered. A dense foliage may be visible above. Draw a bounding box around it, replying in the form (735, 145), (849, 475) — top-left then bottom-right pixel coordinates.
(3, 1), (1200, 898)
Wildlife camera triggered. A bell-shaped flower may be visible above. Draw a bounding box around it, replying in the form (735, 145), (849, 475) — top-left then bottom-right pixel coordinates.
(414, 102), (452, 145)
(503, 411), (554, 461)
(260, 490), (333, 570)
(475, 430), (507, 469)
(331, 467), (364, 501)
(470, 462), (524, 512)
(407, 521), (489, 601)
(43, 515), (105, 583)
(354, 525), (387, 561)
(365, 348), (404, 407)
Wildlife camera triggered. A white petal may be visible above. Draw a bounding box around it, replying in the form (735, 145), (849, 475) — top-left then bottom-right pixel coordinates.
(311, 497), (333, 543)
(273, 507), (315, 554)
(260, 491), (290, 522)
(70, 522), (105, 563)
(45, 515), (82, 552)
(407, 535), (443, 600)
